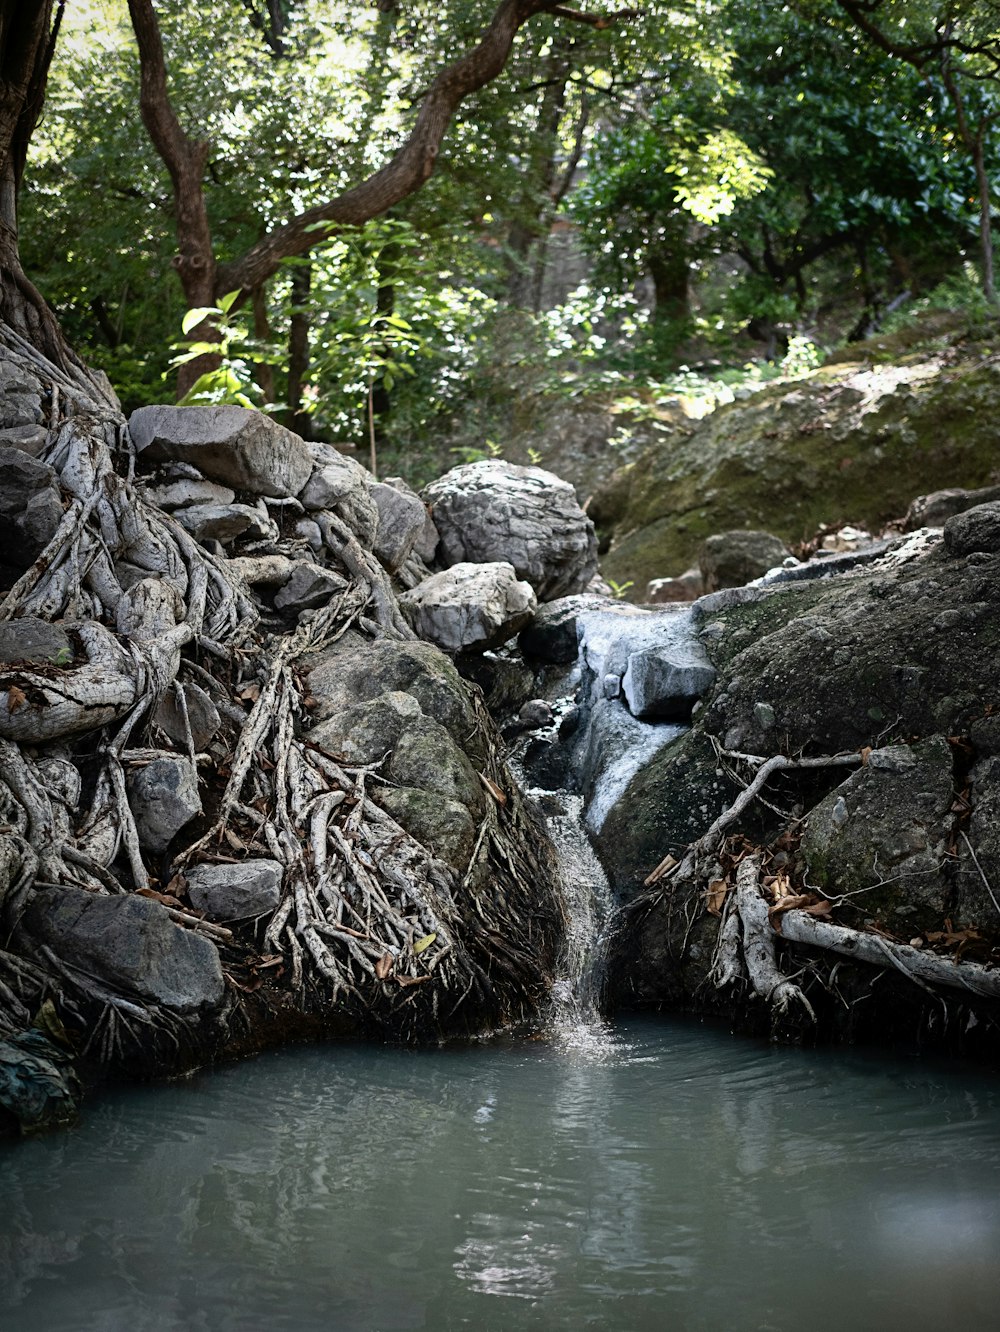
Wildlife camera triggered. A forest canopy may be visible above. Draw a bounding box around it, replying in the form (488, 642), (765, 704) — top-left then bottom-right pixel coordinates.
(13, 0), (1000, 465)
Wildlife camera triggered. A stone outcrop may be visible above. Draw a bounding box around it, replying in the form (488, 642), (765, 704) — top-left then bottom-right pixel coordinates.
(593, 338), (1000, 594)
(400, 561), (536, 653)
(130, 405), (313, 498)
(23, 888), (224, 1014)
(699, 530), (792, 592)
(423, 459), (598, 601)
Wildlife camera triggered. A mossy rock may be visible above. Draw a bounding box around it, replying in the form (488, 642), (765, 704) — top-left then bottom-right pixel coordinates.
(597, 346), (1000, 593)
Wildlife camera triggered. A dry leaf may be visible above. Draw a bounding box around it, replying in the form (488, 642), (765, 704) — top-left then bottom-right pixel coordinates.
(137, 886), (185, 909)
(478, 773), (508, 806)
(238, 683), (261, 704)
(705, 879), (728, 917)
(375, 952), (394, 980)
(643, 853), (678, 887)
(396, 974), (431, 987)
(803, 899), (832, 917)
(860, 746), (872, 766)
(6, 685), (27, 715)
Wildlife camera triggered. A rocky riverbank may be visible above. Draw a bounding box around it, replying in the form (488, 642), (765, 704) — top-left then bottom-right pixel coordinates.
(3, 321), (1000, 1135)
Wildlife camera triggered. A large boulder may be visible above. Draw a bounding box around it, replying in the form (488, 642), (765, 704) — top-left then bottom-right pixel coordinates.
(422, 459), (598, 601)
(302, 636), (489, 872)
(298, 443), (378, 546)
(399, 561), (536, 653)
(593, 340), (1000, 594)
(129, 405), (313, 499)
(800, 738), (954, 932)
(23, 887), (224, 1014)
(699, 530), (792, 592)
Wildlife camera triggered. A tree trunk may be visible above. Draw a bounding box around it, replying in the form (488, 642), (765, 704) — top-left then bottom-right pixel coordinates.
(285, 260), (311, 434)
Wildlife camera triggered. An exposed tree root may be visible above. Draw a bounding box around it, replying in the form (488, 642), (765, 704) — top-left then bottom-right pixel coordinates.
(0, 327), (560, 1084)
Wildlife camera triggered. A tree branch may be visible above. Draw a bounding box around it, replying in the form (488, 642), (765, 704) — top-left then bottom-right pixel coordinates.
(218, 0), (637, 293)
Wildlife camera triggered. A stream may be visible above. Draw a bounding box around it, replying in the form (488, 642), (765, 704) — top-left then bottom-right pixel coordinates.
(2, 1017), (999, 1331)
(3, 592), (1000, 1330)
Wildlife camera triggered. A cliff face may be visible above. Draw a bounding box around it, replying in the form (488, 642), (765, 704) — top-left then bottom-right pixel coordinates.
(592, 327), (1000, 594)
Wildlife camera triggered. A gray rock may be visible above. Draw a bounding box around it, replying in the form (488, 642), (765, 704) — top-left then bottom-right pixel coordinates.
(0, 617), (71, 665)
(906, 485), (1000, 530)
(18, 489), (63, 556)
(129, 405), (312, 499)
(519, 594), (641, 664)
(24, 886), (224, 1013)
(185, 859), (283, 921)
(0, 425), (47, 457)
(146, 479), (236, 509)
(800, 736), (954, 930)
(943, 502), (1000, 556)
(153, 682), (221, 751)
(299, 444), (379, 546)
(646, 569), (703, 603)
(622, 643), (717, 720)
(126, 755), (202, 852)
(174, 502), (271, 545)
(294, 517), (323, 553)
(377, 787), (476, 871)
(273, 561), (348, 613)
(0, 448), (62, 564)
(369, 480), (431, 573)
(422, 459), (598, 601)
(383, 476), (438, 563)
(399, 561), (536, 653)
(699, 530), (792, 592)
(954, 755), (1000, 926)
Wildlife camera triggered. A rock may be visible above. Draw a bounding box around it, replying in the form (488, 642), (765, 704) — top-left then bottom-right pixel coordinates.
(943, 502), (1000, 556)
(905, 484), (1000, 530)
(153, 681), (221, 751)
(17, 489), (63, 557)
(699, 530), (792, 592)
(0, 618), (71, 665)
(455, 650), (537, 719)
(519, 699), (554, 728)
(0, 1029), (80, 1134)
(302, 636), (489, 870)
(0, 425), (47, 457)
(299, 444), (378, 546)
(376, 787), (476, 870)
(699, 541), (1000, 756)
(24, 886), (224, 1013)
(145, 479), (236, 509)
(126, 755), (202, 853)
(621, 643), (717, 720)
(646, 569), (703, 603)
(399, 561), (536, 653)
(384, 476), (439, 563)
(800, 737), (954, 930)
(0, 449), (62, 565)
(422, 459), (598, 600)
(129, 405), (313, 499)
(174, 502), (271, 545)
(954, 756), (1000, 927)
(293, 517), (323, 553)
(519, 594), (643, 665)
(273, 561), (349, 613)
(369, 479), (431, 573)
(306, 635), (482, 748)
(185, 859), (283, 921)
(593, 342), (1000, 594)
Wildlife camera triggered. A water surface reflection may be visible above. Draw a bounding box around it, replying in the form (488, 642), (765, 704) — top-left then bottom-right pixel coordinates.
(1, 1017), (999, 1330)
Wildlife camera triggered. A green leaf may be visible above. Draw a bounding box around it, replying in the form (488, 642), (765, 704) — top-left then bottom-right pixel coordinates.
(413, 932), (436, 955)
(181, 306), (221, 335)
(217, 289), (242, 315)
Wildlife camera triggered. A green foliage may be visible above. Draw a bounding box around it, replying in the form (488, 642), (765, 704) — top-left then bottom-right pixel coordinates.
(169, 291), (273, 408)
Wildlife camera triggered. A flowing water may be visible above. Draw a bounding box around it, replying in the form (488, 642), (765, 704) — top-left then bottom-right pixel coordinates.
(2, 1019), (1000, 1332)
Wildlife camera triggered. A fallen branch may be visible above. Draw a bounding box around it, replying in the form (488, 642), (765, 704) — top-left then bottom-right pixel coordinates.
(736, 855), (815, 1022)
(780, 910), (1000, 1000)
(644, 749), (863, 887)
